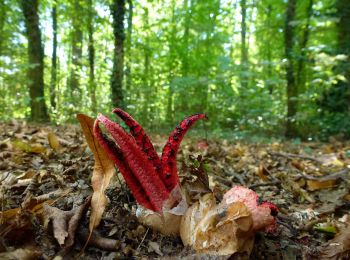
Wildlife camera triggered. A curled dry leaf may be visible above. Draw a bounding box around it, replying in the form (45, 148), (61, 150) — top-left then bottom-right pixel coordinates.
(48, 132), (61, 152)
(42, 196), (91, 255)
(180, 186), (278, 256)
(76, 114), (116, 231)
(180, 193), (254, 256)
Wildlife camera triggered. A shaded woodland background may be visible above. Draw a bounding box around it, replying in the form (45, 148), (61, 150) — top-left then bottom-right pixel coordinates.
(0, 0), (349, 139)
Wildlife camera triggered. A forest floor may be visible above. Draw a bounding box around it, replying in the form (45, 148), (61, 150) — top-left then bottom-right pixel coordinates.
(0, 120), (349, 259)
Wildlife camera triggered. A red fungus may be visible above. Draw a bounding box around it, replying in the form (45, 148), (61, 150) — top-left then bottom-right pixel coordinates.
(94, 109), (207, 212)
(161, 113), (207, 191)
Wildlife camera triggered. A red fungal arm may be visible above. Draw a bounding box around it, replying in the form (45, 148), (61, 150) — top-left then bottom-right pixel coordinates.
(97, 114), (170, 212)
(112, 108), (163, 178)
(93, 122), (155, 211)
(161, 113), (207, 191)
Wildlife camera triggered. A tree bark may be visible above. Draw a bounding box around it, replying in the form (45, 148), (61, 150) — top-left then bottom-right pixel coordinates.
(21, 0), (49, 122)
(110, 0), (125, 109)
(240, 0), (248, 89)
(50, 3), (57, 109)
(88, 0), (97, 113)
(125, 0), (133, 92)
(181, 0), (191, 77)
(68, 0), (83, 101)
(266, 4), (273, 94)
(166, 0), (177, 124)
(336, 0), (350, 111)
(296, 0), (313, 93)
(0, 0), (5, 57)
(284, 0), (298, 137)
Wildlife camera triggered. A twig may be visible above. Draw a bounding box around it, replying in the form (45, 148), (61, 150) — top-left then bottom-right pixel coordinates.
(269, 151), (322, 164)
(136, 227), (149, 251)
(249, 180), (281, 189)
(77, 228), (120, 251)
(299, 168), (349, 182)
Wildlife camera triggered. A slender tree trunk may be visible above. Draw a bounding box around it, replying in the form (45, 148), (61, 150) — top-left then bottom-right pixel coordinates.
(50, 3), (57, 109)
(181, 0), (191, 77)
(266, 4), (273, 94)
(110, 0), (125, 109)
(68, 0), (83, 101)
(21, 0), (49, 122)
(296, 0), (313, 93)
(88, 0), (97, 113)
(336, 0), (350, 111)
(166, 0), (176, 124)
(125, 0), (133, 92)
(142, 6), (151, 122)
(284, 0), (298, 137)
(240, 0), (248, 89)
(0, 0), (5, 57)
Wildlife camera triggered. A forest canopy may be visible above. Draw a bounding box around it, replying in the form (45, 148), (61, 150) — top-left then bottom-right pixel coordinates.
(0, 0), (349, 140)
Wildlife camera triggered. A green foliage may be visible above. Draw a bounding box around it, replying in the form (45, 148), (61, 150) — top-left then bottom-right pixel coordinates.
(0, 0), (349, 139)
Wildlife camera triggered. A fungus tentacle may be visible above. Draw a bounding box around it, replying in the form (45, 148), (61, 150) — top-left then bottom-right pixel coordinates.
(96, 114), (170, 211)
(93, 122), (155, 210)
(161, 113), (207, 191)
(113, 108), (163, 178)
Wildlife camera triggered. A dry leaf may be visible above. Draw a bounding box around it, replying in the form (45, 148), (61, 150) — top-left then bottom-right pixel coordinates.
(43, 197), (91, 256)
(307, 179), (337, 191)
(12, 139), (46, 154)
(76, 114), (116, 231)
(180, 193), (254, 256)
(48, 132), (60, 152)
(256, 164), (270, 181)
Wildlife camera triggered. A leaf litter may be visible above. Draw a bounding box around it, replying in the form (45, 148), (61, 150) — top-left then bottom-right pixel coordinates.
(0, 120), (349, 258)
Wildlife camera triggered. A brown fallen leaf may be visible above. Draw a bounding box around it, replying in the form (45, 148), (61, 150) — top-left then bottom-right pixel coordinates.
(256, 164), (270, 181)
(48, 132), (61, 152)
(180, 193), (254, 256)
(77, 114), (116, 231)
(307, 179), (337, 191)
(42, 196), (91, 256)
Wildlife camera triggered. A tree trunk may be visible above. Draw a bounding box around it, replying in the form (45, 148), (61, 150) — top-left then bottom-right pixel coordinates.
(296, 0), (313, 93)
(284, 0), (298, 137)
(181, 0), (191, 77)
(68, 0), (83, 101)
(110, 0), (125, 109)
(125, 0), (133, 92)
(50, 3), (57, 109)
(0, 0), (5, 57)
(240, 0), (248, 89)
(88, 0), (97, 113)
(266, 4), (273, 94)
(166, 0), (177, 124)
(336, 0), (350, 111)
(141, 6), (151, 123)
(21, 0), (49, 122)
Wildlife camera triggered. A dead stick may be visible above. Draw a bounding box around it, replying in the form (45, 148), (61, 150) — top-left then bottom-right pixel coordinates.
(269, 151), (322, 163)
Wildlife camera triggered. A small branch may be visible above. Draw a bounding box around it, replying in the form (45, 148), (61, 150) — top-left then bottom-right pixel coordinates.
(249, 180), (281, 189)
(299, 168), (349, 182)
(77, 228), (120, 251)
(136, 227), (149, 251)
(269, 151), (322, 164)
